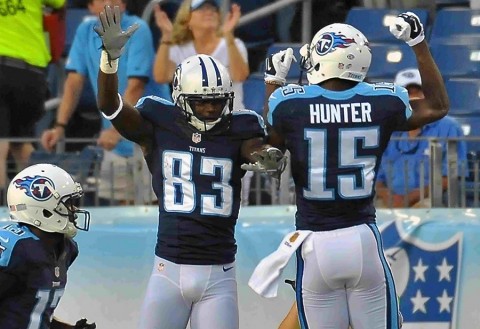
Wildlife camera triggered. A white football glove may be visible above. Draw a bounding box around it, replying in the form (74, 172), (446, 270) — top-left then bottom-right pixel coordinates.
(389, 11), (424, 47)
(241, 147), (287, 179)
(264, 47), (297, 85)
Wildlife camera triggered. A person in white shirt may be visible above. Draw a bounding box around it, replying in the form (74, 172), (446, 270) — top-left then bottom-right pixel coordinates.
(153, 0), (249, 111)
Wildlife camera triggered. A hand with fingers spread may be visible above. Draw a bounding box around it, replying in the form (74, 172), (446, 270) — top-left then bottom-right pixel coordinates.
(389, 11), (424, 47)
(264, 47), (297, 86)
(94, 5), (139, 61)
(241, 147), (287, 179)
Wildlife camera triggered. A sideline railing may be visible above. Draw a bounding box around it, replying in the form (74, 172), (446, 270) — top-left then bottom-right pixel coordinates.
(1, 136), (477, 208)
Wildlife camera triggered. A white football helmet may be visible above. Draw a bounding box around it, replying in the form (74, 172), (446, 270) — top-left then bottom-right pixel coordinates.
(7, 164), (91, 238)
(300, 23), (371, 84)
(172, 54), (234, 132)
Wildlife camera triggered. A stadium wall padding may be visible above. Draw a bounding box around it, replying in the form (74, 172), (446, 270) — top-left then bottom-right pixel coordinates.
(1, 206), (478, 329)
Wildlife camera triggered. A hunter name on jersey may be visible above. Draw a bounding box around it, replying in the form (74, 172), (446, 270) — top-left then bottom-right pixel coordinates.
(309, 102), (372, 124)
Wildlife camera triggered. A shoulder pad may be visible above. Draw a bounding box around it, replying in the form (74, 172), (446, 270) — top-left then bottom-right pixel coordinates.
(231, 110), (266, 139)
(0, 223), (38, 267)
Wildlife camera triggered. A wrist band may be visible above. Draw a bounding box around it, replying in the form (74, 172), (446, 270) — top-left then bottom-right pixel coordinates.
(101, 93), (123, 120)
(100, 50), (119, 74)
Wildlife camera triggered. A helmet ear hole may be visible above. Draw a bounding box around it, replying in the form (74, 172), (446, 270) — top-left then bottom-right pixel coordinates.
(43, 209), (53, 218)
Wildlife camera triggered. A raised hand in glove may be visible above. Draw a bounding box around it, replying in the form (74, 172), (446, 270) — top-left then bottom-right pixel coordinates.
(74, 318), (96, 329)
(389, 11), (424, 47)
(94, 5), (139, 61)
(241, 147), (287, 179)
(264, 47), (297, 86)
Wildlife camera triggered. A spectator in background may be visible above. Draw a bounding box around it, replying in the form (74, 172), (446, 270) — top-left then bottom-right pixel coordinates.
(376, 68), (467, 208)
(153, 0), (249, 111)
(41, 0), (170, 205)
(0, 0), (65, 201)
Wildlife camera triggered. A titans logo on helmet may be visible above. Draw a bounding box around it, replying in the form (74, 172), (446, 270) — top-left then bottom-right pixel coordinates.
(14, 175), (55, 201)
(315, 32), (355, 56)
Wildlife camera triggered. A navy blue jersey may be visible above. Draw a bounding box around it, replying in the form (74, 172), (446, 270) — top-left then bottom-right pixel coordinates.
(137, 96), (266, 265)
(0, 223), (78, 329)
(268, 83), (411, 231)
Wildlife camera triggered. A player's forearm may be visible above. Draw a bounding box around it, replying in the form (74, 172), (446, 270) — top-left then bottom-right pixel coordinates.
(263, 83), (281, 122)
(98, 75), (150, 148)
(97, 70), (120, 116)
(412, 41), (449, 119)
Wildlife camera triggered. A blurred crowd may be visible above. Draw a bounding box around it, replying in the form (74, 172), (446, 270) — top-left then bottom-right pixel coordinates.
(0, 0), (473, 207)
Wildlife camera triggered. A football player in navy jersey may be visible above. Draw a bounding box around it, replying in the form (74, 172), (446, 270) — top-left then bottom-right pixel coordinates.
(93, 6), (285, 329)
(253, 12), (449, 329)
(0, 164), (95, 329)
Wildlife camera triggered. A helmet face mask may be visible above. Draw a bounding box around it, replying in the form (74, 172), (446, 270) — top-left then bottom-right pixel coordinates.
(300, 23), (372, 84)
(172, 54), (234, 133)
(7, 164), (91, 238)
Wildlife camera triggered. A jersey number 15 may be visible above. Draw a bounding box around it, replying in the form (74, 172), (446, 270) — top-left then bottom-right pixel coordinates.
(304, 127), (379, 200)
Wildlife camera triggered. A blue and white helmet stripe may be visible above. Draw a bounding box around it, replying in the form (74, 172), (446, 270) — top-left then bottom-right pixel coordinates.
(198, 56), (223, 88)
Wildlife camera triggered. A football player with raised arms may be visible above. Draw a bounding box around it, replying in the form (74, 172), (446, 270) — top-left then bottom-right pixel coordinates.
(249, 12), (448, 329)
(0, 164), (95, 329)
(93, 5), (286, 329)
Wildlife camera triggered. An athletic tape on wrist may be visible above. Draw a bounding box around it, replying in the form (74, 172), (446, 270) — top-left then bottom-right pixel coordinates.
(100, 50), (119, 74)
